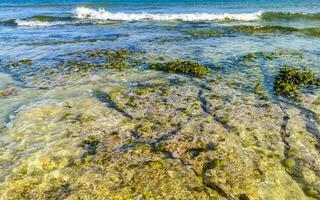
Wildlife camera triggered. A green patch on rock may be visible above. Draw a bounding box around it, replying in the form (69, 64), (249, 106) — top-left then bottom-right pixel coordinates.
(150, 60), (211, 77)
(232, 25), (320, 38)
(135, 87), (156, 95)
(305, 188), (319, 198)
(284, 158), (296, 172)
(312, 97), (320, 106)
(233, 25), (297, 35)
(126, 96), (138, 108)
(186, 29), (223, 37)
(240, 52), (277, 63)
(145, 160), (164, 170)
(59, 48), (132, 72)
(106, 48), (131, 60)
(242, 53), (258, 60)
(28, 15), (70, 22)
(254, 82), (266, 97)
(80, 135), (100, 155)
(6, 59), (32, 68)
(274, 67), (320, 100)
(203, 159), (227, 172)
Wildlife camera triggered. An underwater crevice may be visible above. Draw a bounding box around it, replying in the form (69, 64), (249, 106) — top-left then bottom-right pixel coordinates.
(279, 105), (320, 199)
(197, 87), (233, 132)
(277, 97), (320, 144)
(149, 125), (182, 147)
(257, 57), (320, 145)
(93, 90), (133, 119)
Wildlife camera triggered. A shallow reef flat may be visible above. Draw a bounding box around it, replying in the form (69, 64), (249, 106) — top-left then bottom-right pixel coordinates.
(0, 48), (320, 200)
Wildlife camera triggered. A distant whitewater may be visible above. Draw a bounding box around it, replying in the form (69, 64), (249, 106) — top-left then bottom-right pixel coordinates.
(74, 7), (263, 21)
(12, 7), (263, 27)
(4, 7), (320, 27)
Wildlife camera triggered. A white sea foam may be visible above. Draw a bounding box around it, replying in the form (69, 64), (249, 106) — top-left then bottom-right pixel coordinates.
(74, 7), (262, 22)
(15, 19), (71, 27)
(14, 7), (263, 27)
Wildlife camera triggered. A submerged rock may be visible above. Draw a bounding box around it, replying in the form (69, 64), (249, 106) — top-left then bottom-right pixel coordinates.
(0, 50), (319, 199)
(150, 60), (211, 77)
(274, 67), (320, 100)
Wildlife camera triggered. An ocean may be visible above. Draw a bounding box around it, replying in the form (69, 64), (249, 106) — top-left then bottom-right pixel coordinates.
(0, 1), (320, 199)
(0, 0), (320, 60)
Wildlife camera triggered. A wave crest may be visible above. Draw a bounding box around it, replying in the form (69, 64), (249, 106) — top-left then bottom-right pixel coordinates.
(4, 8), (320, 27)
(73, 7), (262, 22)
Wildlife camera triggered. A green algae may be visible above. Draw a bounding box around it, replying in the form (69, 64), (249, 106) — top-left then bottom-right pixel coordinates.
(106, 48), (131, 60)
(150, 60), (211, 77)
(6, 59), (32, 68)
(274, 67), (320, 100)
(94, 90), (128, 116)
(232, 25), (320, 38)
(254, 82), (266, 97)
(261, 12), (320, 21)
(135, 87), (156, 95)
(106, 61), (129, 70)
(2, 47), (320, 200)
(80, 135), (100, 155)
(184, 25), (320, 38)
(240, 52), (278, 63)
(284, 159), (296, 171)
(186, 29), (224, 37)
(305, 188), (319, 198)
(0, 19), (16, 26)
(27, 15), (71, 21)
(300, 28), (320, 37)
(312, 97), (320, 106)
(233, 25), (297, 35)
(59, 48), (132, 72)
(20, 59), (32, 65)
(226, 81), (236, 88)
(126, 96), (138, 108)
(218, 115), (230, 124)
(242, 53), (258, 60)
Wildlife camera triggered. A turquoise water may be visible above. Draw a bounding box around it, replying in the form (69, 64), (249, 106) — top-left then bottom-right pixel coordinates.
(1, 0), (320, 59)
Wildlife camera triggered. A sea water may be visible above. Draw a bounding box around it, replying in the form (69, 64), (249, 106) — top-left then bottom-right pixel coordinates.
(0, 0), (320, 199)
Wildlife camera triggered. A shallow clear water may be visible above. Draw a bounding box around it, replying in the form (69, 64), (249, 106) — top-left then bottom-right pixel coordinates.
(0, 1), (320, 199)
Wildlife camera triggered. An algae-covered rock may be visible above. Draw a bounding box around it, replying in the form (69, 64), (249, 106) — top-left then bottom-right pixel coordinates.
(186, 29), (224, 37)
(150, 60), (211, 77)
(58, 48), (133, 73)
(6, 59), (32, 68)
(232, 25), (320, 38)
(1, 49), (320, 200)
(274, 67), (320, 100)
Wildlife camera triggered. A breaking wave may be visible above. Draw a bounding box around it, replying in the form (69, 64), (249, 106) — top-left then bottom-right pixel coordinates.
(2, 7), (320, 27)
(73, 7), (263, 22)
